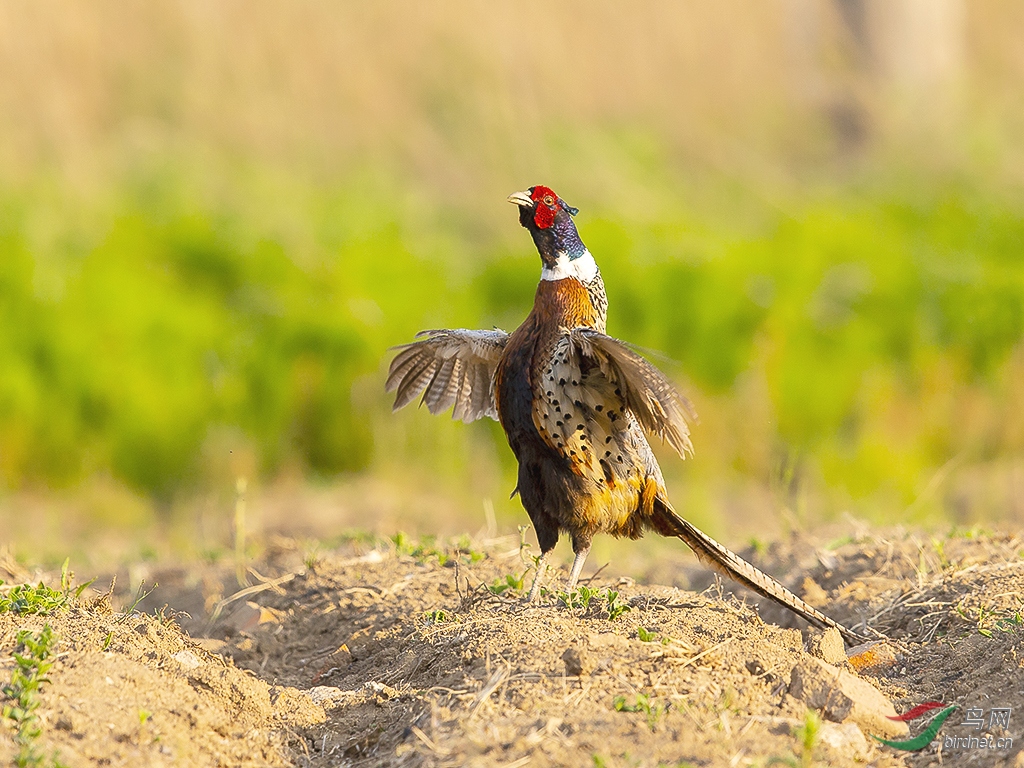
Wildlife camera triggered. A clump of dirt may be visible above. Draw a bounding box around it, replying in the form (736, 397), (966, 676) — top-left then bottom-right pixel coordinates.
(3, 526), (1023, 767)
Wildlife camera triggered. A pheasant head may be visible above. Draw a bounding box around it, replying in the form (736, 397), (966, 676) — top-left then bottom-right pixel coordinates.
(507, 186), (596, 283)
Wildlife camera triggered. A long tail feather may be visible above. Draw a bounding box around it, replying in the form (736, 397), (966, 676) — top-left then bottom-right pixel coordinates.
(653, 502), (867, 645)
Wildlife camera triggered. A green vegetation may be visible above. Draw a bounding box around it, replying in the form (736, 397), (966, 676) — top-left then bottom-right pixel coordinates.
(3, 164), (1024, 527)
(422, 609), (451, 625)
(489, 571), (527, 596)
(0, 560), (92, 616)
(115, 581), (156, 625)
(955, 598), (1024, 638)
(767, 710), (821, 768)
(392, 531), (486, 567)
(4, 5), (1024, 539)
(556, 586), (632, 620)
(637, 626), (658, 642)
(557, 585), (599, 611)
(0, 585), (70, 617)
(605, 590), (631, 621)
(2, 625), (63, 768)
(794, 709), (821, 768)
(612, 693), (664, 731)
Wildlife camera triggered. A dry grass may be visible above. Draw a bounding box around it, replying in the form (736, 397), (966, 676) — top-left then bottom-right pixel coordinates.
(3, 1), (1024, 189)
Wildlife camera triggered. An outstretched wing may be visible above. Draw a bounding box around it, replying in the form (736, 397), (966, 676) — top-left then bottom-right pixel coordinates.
(386, 329), (509, 422)
(533, 328), (696, 472)
(570, 329), (696, 456)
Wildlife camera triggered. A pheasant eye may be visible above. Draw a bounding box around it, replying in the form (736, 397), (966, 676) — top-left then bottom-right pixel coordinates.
(542, 195), (555, 206)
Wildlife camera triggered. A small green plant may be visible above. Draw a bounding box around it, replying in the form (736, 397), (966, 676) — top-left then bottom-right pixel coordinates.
(453, 534), (486, 563)
(200, 547), (225, 564)
(719, 686), (739, 714)
(489, 571), (527, 596)
(824, 535), (853, 551)
(391, 531), (415, 556)
(994, 609), (1024, 633)
(767, 709), (822, 767)
(393, 532), (482, 567)
(977, 603), (995, 637)
(613, 693), (664, 731)
(423, 609), (451, 625)
(115, 580), (156, 625)
(551, 585), (633, 621)
(2, 624), (63, 768)
(637, 626), (658, 642)
(931, 537), (951, 571)
(950, 525), (992, 541)
(558, 585), (598, 611)
(0, 559), (94, 617)
(793, 709), (820, 768)
(957, 598), (1024, 638)
(135, 708), (156, 748)
(748, 536), (768, 555)
(604, 589), (631, 621)
(303, 547), (321, 570)
(0, 584), (68, 616)
(557, 586), (630, 619)
(155, 605), (184, 629)
(517, 525), (532, 554)
(410, 534), (441, 563)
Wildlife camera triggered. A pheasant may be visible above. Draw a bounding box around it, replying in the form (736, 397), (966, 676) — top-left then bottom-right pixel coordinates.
(386, 185), (865, 645)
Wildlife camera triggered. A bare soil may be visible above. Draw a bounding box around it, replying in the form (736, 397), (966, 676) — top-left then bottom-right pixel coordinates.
(2, 526), (1023, 767)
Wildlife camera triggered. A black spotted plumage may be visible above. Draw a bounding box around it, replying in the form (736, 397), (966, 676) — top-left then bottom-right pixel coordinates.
(386, 186), (867, 645)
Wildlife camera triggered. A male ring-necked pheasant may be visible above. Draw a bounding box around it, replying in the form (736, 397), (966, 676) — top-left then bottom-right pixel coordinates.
(387, 186), (864, 645)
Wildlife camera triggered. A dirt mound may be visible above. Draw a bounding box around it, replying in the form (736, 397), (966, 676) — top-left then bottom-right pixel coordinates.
(0, 590), (323, 767)
(202, 545), (892, 767)
(3, 527), (1023, 767)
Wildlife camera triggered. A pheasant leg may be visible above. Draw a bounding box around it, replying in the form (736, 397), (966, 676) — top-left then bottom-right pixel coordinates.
(526, 552), (549, 602)
(566, 545), (591, 590)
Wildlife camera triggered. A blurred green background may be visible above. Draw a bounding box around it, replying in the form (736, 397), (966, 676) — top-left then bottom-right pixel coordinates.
(2, 1), (1024, 563)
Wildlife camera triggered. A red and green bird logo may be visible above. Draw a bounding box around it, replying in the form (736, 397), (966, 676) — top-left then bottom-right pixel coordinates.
(875, 702), (958, 751)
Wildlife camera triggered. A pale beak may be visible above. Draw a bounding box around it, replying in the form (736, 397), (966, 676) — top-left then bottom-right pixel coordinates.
(506, 190), (533, 208)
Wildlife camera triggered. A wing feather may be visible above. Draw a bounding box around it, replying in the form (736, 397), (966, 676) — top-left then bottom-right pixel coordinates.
(423, 355), (459, 414)
(451, 360), (472, 422)
(392, 354), (438, 411)
(532, 329), (696, 464)
(471, 362), (492, 419)
(570, 328), (696, 457)
(385, 345), (429, 391)
(386, 329), (509, 423)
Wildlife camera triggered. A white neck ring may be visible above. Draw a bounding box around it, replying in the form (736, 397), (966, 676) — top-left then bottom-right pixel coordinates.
(540, 249), (599, 283)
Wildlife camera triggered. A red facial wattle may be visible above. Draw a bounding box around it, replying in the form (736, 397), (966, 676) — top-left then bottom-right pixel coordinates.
(530, 186), (559, 229)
